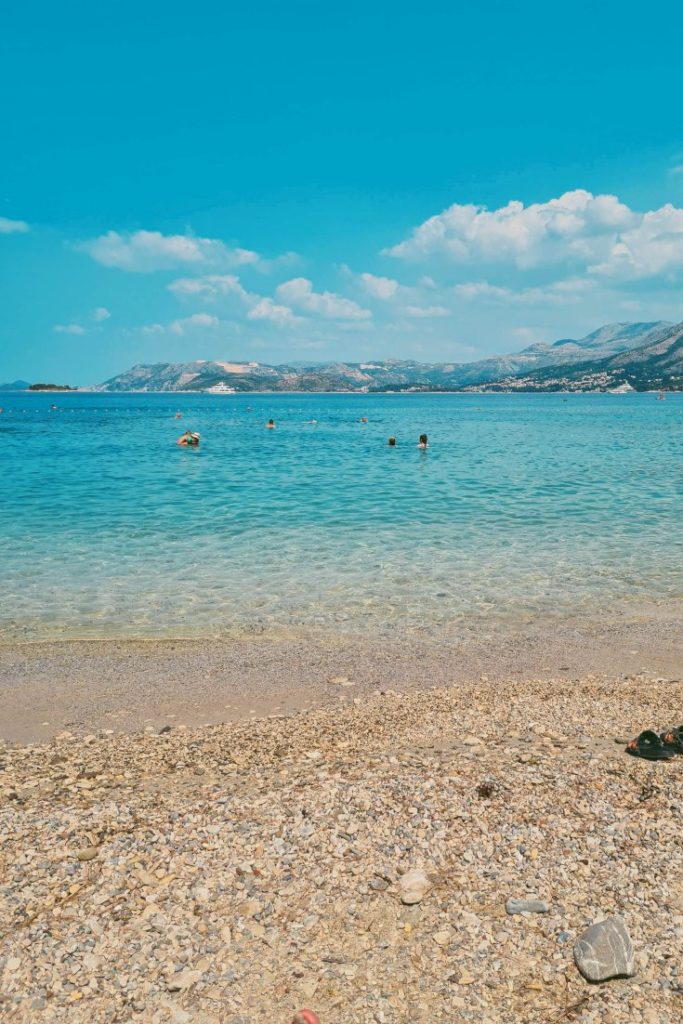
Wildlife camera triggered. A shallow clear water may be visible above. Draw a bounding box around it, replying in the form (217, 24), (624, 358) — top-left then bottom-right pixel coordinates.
(1, 391), (682, 641)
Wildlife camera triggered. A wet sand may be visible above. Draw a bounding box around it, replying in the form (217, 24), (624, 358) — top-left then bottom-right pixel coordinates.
(1, 603), (681, 743)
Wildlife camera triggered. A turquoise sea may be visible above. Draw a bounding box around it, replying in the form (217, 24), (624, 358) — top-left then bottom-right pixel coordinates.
(1, 392), (682, 642)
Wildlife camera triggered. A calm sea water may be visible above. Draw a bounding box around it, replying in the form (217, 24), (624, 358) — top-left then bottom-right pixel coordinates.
(1, 391), (682, 642)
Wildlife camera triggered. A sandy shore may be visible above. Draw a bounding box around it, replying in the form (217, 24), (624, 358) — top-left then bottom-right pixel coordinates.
(1, 603), (682, 743)
(1, 675), (682, 1023)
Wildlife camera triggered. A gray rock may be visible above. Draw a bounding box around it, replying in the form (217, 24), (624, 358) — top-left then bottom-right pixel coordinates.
(506, 897), (549, 915)
(573, 915), (635, 982)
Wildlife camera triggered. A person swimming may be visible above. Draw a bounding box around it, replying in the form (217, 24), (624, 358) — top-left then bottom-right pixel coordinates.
(175, 411), (182, 419)
(360, 416), (368, 423)
(388, 436), (396, 446)
(418, 433), (428, 448)
(266, 419), (276, 429)
(177, 430), (200, 446)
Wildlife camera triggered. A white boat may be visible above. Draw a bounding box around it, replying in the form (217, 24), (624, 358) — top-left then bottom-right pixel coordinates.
(206, 381), (237, 394)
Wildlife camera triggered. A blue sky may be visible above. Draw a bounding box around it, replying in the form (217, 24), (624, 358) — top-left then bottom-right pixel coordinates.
(2, 0), (683, 384)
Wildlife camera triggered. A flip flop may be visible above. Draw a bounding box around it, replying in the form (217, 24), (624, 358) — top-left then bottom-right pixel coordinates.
(660, 726), (683, 754)
(292, 1013), (321, 1024)
(626, 730), (677, 760)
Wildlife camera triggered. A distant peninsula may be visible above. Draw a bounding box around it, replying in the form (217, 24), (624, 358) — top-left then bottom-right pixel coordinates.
(28, 383), (78, 392)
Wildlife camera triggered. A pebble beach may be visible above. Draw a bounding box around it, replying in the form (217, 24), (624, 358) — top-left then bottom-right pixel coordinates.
(2, 673), (682, 1023)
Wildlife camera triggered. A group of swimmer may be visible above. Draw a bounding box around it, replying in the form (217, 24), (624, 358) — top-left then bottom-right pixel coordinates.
(390, 433), (429, 448)
(176, 415), (428, 449)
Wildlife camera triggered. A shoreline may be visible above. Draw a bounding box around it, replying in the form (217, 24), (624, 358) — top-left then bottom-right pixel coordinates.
(1, 604), (681, 743)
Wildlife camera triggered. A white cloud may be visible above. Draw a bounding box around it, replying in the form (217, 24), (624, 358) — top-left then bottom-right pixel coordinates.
(400, 304), (451, 318)
(358, 272), (399, 299)
(385, 190), (636, 269)
(0, 217), (29, 234)
(588, 204), (683, 279)
(80, 230), (260, 273)
(247, 298), (303, 327)
(168, 274), (252, 301)
(669, 165), (683, 175)
(276, 277), (371, 320)
(169, 312), (220, 335)
(453, 278), (595, 305)
(92, 306), (111, 322)
(54, 323), (85, 335)
(387, 189), (683, 283)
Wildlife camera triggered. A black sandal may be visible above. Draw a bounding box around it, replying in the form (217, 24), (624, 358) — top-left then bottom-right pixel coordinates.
(625, 730), (677, 760)
(660, 726), (683, 754)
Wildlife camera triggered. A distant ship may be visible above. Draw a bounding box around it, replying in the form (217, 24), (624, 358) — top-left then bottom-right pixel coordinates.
(206, 381), (237, 394)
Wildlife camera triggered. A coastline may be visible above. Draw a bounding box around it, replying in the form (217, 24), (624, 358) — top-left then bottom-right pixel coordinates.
(1, 602), (681, 743)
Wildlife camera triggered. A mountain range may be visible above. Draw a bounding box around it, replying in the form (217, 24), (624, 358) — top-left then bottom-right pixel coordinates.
(90, 320), (682, 393)
(6, 320), (683, 393)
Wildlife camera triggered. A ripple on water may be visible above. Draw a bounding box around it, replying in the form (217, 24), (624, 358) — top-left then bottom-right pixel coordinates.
(1, 391), (682, 640)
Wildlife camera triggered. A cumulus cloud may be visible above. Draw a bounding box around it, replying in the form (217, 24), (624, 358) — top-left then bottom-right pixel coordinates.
(453, 277), (595, 305)
(92, 306), (111, 321)
(141, 313), (220, 336)
(669, 165), (683, 175)
(385, 190), (636, 268)
(276, 277), (371, 320)
(384, 189), (683, 281)
(400, 304), (451, 318)
(247, 298), (303, 327)
(588, 204), (683, 278)
(0, 217), (29, 234)
(54, 323), (85, 335)
(80, 230), (260, 273)
(169, 312), (220, 335)
(168, 274), (252, 301)
(358, 272), (399, 299)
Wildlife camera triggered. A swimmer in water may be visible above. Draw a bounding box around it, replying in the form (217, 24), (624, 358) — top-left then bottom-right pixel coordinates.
(266, 419), (276, 428)
(175, 411), (182, 419)
(360, 416), (368, 423)
(418, 433), (428, 448)
(388, 436), (396, 446)
(177, 430), (200, 446)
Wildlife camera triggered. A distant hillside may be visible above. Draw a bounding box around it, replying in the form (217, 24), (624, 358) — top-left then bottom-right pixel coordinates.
(92, 321), (672, 393)
(466, 322), (683, 392)
(0, 379), (30, 391)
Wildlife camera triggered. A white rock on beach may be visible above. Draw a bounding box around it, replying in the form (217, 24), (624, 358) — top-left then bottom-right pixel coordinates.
(398, 868), (431, 905)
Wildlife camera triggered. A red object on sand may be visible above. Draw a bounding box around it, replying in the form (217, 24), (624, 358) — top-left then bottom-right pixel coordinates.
(292, 1012), (321, 1024)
